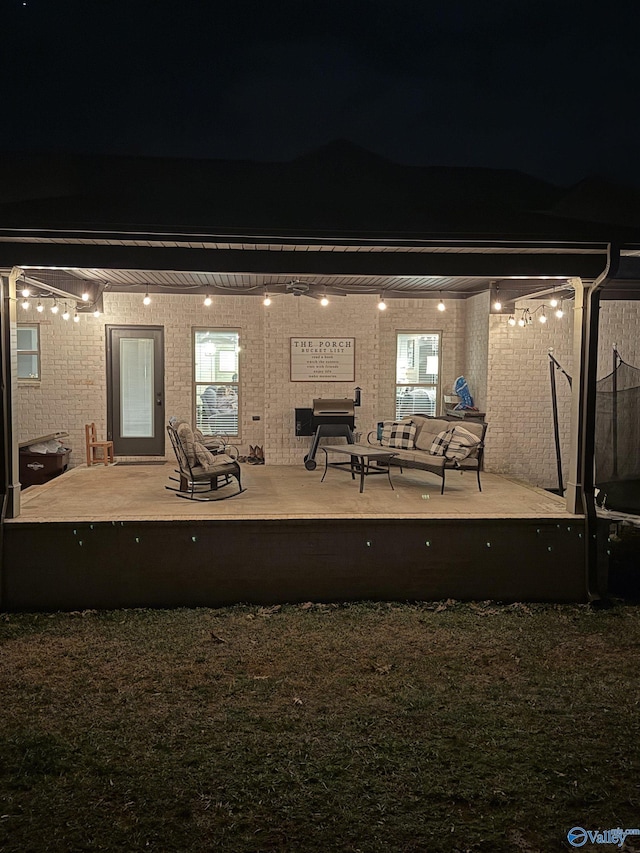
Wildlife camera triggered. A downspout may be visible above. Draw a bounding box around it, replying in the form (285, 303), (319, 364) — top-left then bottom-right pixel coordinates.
(580, 243), (620, 600)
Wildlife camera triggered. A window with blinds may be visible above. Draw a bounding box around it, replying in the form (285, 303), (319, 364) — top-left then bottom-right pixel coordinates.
(193, 329), (240, 437)
(17, 324), (40, 380)
(395, 332), (440, 420)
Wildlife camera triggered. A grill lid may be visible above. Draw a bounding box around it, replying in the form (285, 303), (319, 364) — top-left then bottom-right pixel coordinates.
(312, 398), (355, 416)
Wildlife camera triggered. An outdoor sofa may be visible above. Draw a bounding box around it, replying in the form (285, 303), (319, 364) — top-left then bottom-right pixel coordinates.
(367, 414), (487, 494)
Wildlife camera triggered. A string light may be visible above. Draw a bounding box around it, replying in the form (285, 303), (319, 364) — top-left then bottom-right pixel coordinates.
(203, 295), (212, 307)
(320, 295), (329, 306)
(437, 295), (446, 312)
(378, 295), (387, 311)
(143, 293), (151, 306)
(51, 300), (59, 314)
(493, 285), (502, 311)
(62, 307), (71, 321)
(93, 309), (101, 318)
(21, 286), (30, 298)
(36, 301), (44, 313)
(263, 292), (271, 306)
(21, 298), (30, 310)
(508, 315), (516, 326)
(555, 300), (564, 319)
(81, 291), (90, 302)
(539, 307), (547, 323)
(73, 311), (80, 323)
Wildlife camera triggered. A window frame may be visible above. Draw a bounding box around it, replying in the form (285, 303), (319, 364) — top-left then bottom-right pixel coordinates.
(17, 323), (41, 382)
(192, 328), (241, 438)
(395, 331), (442, 420)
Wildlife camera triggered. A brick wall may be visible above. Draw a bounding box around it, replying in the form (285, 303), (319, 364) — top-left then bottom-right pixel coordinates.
(485, 300), (574, 489)
(464, 292), (490, 412)
(15, 291), (637, 486)
(16, 292), (470, 469)
(598, 301), (640, 376)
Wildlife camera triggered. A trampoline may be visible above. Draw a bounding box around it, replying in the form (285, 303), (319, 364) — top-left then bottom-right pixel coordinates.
(595, 348), (640, 516)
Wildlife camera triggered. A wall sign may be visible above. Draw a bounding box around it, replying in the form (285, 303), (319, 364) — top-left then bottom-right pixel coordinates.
(290, 337), (355, 382)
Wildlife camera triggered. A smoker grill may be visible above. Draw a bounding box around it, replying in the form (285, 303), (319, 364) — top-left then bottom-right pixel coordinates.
(297, 397), (356, 470)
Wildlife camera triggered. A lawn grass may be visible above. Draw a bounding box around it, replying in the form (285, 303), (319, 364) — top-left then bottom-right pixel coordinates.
(1, 600), (639, 852)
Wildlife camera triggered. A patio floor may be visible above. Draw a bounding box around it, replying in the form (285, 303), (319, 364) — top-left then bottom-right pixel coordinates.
(9, 461), (575, 523)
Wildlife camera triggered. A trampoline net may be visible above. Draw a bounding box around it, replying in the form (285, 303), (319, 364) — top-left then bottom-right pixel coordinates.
(595, 360), (640, 513)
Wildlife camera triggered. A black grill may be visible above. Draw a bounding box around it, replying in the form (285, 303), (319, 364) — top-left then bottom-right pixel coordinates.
(296, 398), (359, 470)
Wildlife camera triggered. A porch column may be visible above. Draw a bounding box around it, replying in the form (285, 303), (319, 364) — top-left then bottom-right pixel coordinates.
(565, 276), (587, 515)
(1, 269), (21, 518)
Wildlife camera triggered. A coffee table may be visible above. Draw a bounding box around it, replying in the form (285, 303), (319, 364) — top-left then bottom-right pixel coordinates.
(320, 444), (397, 493)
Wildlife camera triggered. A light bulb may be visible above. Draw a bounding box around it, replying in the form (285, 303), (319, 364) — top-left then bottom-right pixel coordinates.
(378, 297), (387, 311)
(437, 299), (446, 312)
(204, 295), (212, 307)
(73, 311), (80, 323)
(143, 293), (151, 305)
(93, 309), (100, 318)
(493, 299), (502, 311)
(508, 315), (516, 326)
(62, 308), (70, 320)
(51, 302), (59, 314)
(320, 296), (329, 306)
(81, 291), (90, 302)
(549, 297), (558, 308)
(518, 317), (526, 327)
(539, 311), (547, 324)
(21, 287), (30, 298)
(555, 307), (564, 319)
(263, 294), (271, 306)
(21, 299), (30, 310)
(36, 301), (44, 313)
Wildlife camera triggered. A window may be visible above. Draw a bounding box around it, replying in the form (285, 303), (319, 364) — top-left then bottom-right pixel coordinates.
(395, 332), (440, 419)
(194, 329), (240, 437)
(17, 324), (40, 380)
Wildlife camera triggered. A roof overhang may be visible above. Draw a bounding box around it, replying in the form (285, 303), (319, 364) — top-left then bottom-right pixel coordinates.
(2, 228), (639, 303)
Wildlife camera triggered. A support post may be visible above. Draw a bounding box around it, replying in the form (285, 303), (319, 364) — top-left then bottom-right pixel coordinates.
(1, 270), (21, 518)
(565, 278), (587, 515)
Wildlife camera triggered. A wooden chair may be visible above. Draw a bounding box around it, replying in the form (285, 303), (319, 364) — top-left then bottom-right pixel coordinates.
(85, 423), (114, 466)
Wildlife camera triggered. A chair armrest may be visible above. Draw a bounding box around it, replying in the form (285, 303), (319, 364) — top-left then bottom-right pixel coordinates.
(366, 430), (381, 446)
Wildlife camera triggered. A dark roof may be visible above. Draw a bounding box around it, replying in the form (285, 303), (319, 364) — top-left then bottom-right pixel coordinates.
(1, 140), (639, 242)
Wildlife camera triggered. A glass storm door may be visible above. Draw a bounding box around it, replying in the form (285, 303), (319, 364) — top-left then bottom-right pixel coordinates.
(107, 326), (165, 456)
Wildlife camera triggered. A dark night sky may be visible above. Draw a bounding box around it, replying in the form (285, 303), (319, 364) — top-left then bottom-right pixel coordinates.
(2, 0), (640, 188)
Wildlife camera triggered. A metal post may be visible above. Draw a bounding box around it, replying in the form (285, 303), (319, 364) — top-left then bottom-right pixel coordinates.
(549, 354), (564, 495)
(612, 344), (618, 479)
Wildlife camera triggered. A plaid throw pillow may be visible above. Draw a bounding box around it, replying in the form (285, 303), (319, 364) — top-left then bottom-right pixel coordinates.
(445, 426), (480, 461)
(380, 421), (417, 450)
(430, 430), (451, 456)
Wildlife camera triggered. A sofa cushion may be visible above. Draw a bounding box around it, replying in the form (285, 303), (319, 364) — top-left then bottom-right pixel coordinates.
(381, 421), (417, 450)
(415, 418), (451, 451)
(393, 449), (446, 470)
(445, 425), (481, 461)
(430, 430), (452, 456)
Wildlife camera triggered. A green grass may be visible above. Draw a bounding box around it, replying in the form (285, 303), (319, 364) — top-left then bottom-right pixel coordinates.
(1, 601), (640, 852)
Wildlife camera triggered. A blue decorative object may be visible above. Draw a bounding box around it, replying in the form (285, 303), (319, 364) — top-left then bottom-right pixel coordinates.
(453, 376), (474, 409)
